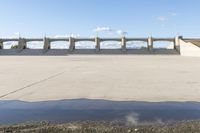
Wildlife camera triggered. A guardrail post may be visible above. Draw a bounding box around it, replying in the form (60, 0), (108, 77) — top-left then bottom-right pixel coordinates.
(43, 37), (50, 51)
(18, 38), (27, 50)
(121, 37), (126, 51)
(148, 37), (153, 51)
(69, 37), (75, 51)
(95, 37), (100, 51)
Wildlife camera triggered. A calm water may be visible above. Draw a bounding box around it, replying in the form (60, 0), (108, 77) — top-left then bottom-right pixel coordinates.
(0, 99), (200, 125)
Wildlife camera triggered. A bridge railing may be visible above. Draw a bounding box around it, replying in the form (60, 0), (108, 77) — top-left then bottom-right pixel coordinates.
(0, 36), (189, 51)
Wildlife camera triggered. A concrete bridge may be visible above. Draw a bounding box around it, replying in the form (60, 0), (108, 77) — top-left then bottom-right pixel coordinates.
(0, 36), (200, 56)
(0, 37), (179, 50)
(1, 37), (200, 102)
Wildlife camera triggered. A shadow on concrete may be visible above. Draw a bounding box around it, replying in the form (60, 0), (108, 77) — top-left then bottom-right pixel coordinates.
(0, 49), (179, 56)
(0, 99), (200, 124)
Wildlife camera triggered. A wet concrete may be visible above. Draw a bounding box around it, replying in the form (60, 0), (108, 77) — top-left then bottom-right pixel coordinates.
(0, 99), (200, 125)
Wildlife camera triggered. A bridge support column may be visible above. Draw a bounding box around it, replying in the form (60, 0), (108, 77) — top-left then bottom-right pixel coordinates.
(69, 37), (75, 51)
(148, 37), (153, 51)
(95, 37), (100, 51)
(18, 38), (27, 50)
(121, 37), (126, 51)
(174, 36), (182, 53)
(43, 37), (50, 51)
(0, 40), (3, 49)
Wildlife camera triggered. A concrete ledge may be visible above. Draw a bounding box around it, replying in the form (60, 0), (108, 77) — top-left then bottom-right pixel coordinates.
(0, 49), (179, 56)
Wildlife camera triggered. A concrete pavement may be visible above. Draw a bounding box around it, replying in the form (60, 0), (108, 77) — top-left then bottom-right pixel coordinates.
(0, 55), (200, 102)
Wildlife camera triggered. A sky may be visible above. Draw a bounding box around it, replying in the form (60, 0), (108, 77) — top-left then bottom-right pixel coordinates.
(0, 0), (200, 38)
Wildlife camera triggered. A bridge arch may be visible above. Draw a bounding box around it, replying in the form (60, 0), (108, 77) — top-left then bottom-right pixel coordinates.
(70, 38), (95, 49)
(153, 39), (175, 49)
(26, 39), (43, 49)
(75, 41), (95, 49)
(1, 39), (19, 49)
(100, 41), (122, 49)
(126, 40), (148, 49)
(100, 39), (122, 49)
(50, 41), (69, 49)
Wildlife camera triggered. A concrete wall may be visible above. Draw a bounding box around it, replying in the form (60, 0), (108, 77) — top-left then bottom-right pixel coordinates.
(180, 40), (200, 57)
(0, 49), (179, 56)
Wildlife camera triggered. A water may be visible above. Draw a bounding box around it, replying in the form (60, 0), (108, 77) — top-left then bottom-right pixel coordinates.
(0, 99), (200, 125)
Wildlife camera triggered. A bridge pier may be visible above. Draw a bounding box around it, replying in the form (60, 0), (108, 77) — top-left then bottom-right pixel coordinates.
(95, 37), (100, 51)
(0, 40), (3, 49)
(43, 37), (50, 51)
(121, 37), (126, 51)
(69, 37), (75, 51)
(18, 38), (27, 50)
(148, 37), (153, 51)
(175, 36), (182, 52)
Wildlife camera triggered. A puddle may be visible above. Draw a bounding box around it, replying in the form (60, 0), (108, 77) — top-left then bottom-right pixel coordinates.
(0, 99), (200, 125)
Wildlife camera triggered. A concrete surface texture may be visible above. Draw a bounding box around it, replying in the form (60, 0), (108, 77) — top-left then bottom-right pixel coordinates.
(0, 55), (200, 102)
(180, 40), (200, 57)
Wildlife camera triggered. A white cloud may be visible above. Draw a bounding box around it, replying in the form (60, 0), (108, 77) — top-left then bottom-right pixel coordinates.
(2, 33), (21, 38)
(116, 30), (128, 36)
(70, 33), (80, 38)
(170, 12), (178, 16)
(54, 34), (69, 38)
(157, 16), (168, 22)
(93, 27), (128, 37)
(89, 35), (95, 38)
(54, 33), (80, 38)
(93, 27), (113, 32)
(14, 32), (20, 37)
(157, 12), (178, 22)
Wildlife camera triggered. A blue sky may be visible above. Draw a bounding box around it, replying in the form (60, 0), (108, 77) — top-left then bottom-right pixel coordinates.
(0, 0), (200, 38)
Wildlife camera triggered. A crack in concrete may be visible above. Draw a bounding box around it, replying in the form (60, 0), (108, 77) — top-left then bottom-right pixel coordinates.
(0, 71), (65, 99)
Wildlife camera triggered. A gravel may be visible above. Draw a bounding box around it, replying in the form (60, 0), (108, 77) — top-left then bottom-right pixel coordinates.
(1, 120), (200, 133)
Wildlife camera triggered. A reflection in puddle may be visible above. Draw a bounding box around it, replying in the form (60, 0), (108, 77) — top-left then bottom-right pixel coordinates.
(0, 99), (200, 125)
